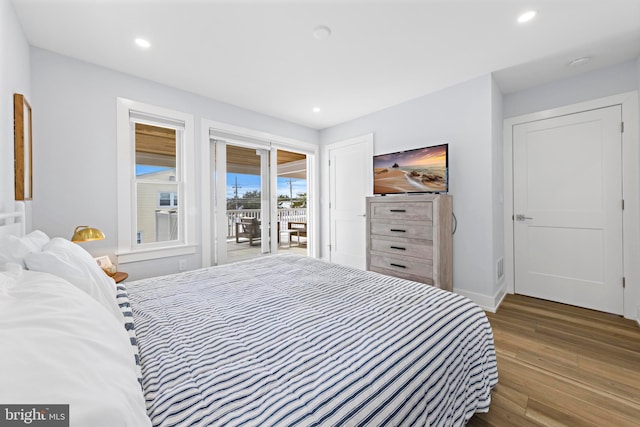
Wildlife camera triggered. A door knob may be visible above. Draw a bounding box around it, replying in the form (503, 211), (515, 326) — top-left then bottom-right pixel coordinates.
(515, 214), (533, 221)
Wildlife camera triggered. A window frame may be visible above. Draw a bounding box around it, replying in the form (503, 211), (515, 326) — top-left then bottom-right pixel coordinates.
(116, 98), (196, 264)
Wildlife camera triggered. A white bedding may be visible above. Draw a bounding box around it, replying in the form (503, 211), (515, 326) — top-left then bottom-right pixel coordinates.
(0, 268), (150, 427)
(128, 254), (498, 426)
(24, 237), (125, 323)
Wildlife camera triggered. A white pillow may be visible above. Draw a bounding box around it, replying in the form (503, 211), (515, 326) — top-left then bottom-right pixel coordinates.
(24, 238), (123, 324)
(0, 269), (151, 427)
(0, 230), (50, 266)
(23, 230), (50, 251)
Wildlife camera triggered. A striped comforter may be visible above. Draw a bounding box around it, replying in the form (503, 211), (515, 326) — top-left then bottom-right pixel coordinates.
(127, 255), (497, 427)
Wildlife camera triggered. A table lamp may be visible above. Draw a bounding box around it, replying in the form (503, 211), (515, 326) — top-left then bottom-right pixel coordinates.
(71, 225), (105, 243)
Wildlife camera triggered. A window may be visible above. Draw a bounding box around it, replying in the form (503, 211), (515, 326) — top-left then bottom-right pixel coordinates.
(158, 191), (178, 208)
(117, 98), (195, 263)
(135, 122), (179, 245)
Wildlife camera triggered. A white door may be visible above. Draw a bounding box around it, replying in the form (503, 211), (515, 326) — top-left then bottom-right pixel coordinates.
(328, 135), (373, 269)
(513, 105), (623, 314)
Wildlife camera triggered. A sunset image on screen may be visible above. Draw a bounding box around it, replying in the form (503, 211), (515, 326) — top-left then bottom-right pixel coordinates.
(374, 144), (448, 194)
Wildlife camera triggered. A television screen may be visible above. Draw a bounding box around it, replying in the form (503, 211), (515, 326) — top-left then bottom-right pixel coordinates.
(373, 143), (448, 195)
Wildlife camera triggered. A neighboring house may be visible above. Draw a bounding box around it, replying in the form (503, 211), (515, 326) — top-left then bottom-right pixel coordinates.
(135, 169), (178, 244)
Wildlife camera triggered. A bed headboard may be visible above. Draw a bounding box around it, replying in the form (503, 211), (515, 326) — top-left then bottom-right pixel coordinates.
(0, 201), (26, 237)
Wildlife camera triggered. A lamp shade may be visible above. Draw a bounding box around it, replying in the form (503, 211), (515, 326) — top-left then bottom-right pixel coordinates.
(71, 226), (105, 242)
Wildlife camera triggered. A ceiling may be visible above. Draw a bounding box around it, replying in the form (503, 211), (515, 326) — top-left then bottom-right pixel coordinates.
(12, 0), (640, 130)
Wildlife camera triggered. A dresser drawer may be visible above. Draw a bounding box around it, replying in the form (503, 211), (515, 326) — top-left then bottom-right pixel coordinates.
(369, 201), (432, 221)
(370, 237), (433, 259)
(369, 252), (432, 278)
(370, 220), (433, 240)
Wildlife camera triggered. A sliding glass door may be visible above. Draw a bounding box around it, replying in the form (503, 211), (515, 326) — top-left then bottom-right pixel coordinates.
(213, 141), (270, 264)
(209, 134), (314, 266)
(276, 149), (308, 251)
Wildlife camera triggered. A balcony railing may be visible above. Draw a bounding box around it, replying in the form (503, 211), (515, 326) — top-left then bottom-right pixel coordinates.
(227, 208), (307, 238)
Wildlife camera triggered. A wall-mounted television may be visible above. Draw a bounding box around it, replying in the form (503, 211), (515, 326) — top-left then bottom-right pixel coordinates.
(373, 143), (448, 195)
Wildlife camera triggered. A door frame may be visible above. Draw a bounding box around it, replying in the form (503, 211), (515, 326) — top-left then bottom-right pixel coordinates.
(503, 91), (639, 320)
(322, 133), (374, 263)
(200, 119), (320, 267)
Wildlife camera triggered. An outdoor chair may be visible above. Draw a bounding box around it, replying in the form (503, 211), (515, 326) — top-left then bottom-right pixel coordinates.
(235, 218), (261, 245)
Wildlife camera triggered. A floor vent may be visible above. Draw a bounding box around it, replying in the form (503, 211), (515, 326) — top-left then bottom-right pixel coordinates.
(496, 257), (504, 281)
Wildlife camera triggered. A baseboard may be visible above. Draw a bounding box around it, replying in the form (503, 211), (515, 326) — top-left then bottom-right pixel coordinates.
(454, 284), (506, 313)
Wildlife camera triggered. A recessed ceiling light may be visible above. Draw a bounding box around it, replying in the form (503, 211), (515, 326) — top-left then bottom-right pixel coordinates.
(517, 10), (537, 23)
(569, 56), (591, 68)
(135, 38), (151, 48)
(313, 25), (331, 41)
(312, 107), (321, 113)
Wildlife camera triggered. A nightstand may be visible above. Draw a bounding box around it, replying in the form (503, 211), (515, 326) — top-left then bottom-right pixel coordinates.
(113, 272), (128, 283)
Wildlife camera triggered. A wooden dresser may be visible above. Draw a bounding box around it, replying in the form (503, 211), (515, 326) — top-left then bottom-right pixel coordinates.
(366, 194), (453, 291)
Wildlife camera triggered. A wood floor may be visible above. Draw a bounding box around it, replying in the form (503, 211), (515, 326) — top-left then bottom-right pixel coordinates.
(467, 294), (640, 427)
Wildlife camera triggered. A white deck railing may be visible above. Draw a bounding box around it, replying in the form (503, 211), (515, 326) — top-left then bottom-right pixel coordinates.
(227, 208), (307, 238)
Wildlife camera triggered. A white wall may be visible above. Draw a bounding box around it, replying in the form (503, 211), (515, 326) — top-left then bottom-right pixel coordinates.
(503, 59), (638, 119)
(0, 0), (30, 218)
(30, 47), (318, 280)
(320, 75), (499, 302)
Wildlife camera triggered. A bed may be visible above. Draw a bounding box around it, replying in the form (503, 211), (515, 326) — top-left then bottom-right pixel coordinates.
(0, 205), (497, 427)
(0, 204), (150, 426)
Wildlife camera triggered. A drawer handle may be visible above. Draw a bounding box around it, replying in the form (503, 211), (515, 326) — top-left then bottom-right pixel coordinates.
(390, 246), (406, 251)
(390, 263), (407, 269)
(390, 229), (406, 233)
(390, 209), (406, 213)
